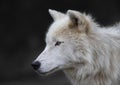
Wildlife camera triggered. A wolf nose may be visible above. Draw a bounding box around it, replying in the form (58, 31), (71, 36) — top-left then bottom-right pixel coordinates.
(31, 61), (41, 70)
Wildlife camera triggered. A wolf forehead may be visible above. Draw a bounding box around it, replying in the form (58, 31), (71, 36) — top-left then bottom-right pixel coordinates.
(46, 9), (95, 41)
(47, 17), (77, 40)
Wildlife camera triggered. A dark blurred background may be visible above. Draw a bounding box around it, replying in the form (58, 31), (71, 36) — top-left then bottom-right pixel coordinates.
(1, 0), (120, 85)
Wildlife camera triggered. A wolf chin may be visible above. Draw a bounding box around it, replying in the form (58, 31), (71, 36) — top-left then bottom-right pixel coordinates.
(31, 9), (120, 85)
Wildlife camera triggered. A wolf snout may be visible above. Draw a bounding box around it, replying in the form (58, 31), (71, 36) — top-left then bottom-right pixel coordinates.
(31, 61), (41, 70)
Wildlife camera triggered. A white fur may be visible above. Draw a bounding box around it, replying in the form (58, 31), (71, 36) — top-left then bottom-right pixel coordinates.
(34, 9), (120, 85)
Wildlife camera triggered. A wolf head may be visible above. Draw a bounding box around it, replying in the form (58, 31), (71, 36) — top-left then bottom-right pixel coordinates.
(31, 9), (97, 76)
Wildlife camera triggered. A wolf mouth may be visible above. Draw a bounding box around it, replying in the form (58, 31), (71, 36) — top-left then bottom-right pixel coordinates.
(38, 67), (60, 76)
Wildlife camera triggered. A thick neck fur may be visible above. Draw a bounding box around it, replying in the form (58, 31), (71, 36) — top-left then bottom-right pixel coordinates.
(63, 26), (120, 85)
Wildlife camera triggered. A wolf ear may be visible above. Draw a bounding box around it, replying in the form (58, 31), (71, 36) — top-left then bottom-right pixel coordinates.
(67, 10), (90, 33)
(67, 10), (79, 26)
(48, 9), (65, 21)
(67, 10), (85, 27)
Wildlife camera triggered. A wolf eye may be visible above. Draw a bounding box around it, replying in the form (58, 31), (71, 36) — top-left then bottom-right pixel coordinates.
(55, 41), (63, 46)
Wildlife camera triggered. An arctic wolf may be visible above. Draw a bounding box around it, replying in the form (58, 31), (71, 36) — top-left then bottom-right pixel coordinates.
(31, 9), (120, 85)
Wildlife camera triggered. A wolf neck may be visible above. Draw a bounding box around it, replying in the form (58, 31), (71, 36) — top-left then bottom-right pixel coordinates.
(63, 67), (112, 85)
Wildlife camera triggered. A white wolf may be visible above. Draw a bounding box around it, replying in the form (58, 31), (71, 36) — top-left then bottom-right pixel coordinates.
(31, 9), (120, 85)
